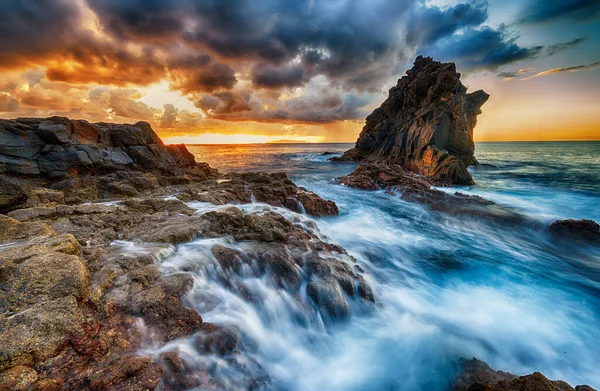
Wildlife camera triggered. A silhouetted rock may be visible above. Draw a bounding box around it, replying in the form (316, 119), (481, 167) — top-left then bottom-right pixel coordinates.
(550, 219), (600, 242)
(337, 56), (489, 186)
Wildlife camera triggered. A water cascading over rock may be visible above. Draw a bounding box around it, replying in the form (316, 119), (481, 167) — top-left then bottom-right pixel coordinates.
(338, 56), (489, 186)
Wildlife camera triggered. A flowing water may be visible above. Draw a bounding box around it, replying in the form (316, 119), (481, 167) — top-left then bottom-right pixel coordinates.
(153, 142), (600, 390)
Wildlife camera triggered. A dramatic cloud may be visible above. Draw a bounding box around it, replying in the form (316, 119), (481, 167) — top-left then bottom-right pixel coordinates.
(252, 64), (307, 89)
(159, 104), (178, 128)
(87, 0), (185, 42)
(0, 93), (19, 112)
(520, 0), (600, 24)
(0, 0), (83, 69)
(169, 62), (238, 94)
(89, 88), (158, 121)
(406, 2), (488, 46)
(520, 61), (600, 81)
(431, 27), (543, 70)
(0, 0), (594, 132)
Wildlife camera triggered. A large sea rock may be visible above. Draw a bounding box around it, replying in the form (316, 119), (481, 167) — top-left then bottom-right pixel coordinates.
(338, 56), (489, 186)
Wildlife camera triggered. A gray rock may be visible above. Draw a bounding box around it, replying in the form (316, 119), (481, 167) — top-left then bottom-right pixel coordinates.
(0, 155), (40, 175)
(0, 176), (26, 213)
(35, 121), (71, 146)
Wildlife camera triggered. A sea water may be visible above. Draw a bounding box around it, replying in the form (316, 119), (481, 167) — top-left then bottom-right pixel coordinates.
(157, 142), (600, 390)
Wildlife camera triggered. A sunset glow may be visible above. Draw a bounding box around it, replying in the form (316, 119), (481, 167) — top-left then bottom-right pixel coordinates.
(164, 133), (325, 145)
(0, 0), (598, 142)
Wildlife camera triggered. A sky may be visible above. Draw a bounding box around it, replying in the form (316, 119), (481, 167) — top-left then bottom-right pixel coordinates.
(0, 0), (598, 143)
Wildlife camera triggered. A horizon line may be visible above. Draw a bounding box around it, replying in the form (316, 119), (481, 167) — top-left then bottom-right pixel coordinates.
(181, 139), (600, 146)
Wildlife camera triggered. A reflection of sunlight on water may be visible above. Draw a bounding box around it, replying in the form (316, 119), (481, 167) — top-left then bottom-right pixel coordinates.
(187, 143), (352, 173)
(166, 134), (324, 144)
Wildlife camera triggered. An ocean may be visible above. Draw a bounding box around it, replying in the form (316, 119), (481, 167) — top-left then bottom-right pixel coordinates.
(162, 142), (600, 390)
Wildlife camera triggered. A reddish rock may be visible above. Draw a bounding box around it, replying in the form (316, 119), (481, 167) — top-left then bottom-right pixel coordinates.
(86, 354), (163, 391)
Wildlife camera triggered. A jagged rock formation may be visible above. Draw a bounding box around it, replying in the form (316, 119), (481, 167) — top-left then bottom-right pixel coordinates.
(0, 117), (338, 217)
(339, 56), (489, 185)
(0, 116), (205, 178)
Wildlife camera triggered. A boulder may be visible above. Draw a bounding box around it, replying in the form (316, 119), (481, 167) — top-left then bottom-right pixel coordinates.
(337, 56), (489, 186)
(86, 354), (163, 391)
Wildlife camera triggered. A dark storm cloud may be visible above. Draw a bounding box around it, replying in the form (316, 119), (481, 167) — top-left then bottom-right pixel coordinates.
(0, 0), (564, 125)
(0, 0), (83, 68)
(88, 0), (416, 89)
(406, 2), (488, 46)
(87, 0), (184, 41)
(170, 63), (238, 94)
(196, 91), (252, 115)
(520, 0), (600, 24)
(252, 64), (306, 89)
(431, 27), (543, 71)
(545, 38), (587, 56)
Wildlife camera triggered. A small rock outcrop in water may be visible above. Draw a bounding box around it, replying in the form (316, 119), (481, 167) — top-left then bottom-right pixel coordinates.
(550, 219), (600, 243)
(338, 56), (489, 186)
(453, 358), (597, 391)
(340, 162), (523, 222)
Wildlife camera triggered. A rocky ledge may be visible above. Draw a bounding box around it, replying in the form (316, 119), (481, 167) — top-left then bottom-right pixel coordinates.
(0, 117), (337, 217)
(336, 56), (489, 186)
(454, 359), (596, 391)
(339, 162), (523, 223)
(0, 117), (355, 390)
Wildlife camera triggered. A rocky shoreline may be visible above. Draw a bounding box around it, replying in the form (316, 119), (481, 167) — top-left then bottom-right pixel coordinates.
(1, 63), (598, 388)
(0, 117), (370, 390)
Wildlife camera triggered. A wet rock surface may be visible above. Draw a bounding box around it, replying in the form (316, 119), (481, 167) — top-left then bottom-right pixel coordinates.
(550, 219), (600, 243)
(454, 359), (596, 391)
(340, 162), (522, 222)
(0, 118), (345, 390)
(0, 197), (369, 389)
(337, 56), (489, 186)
